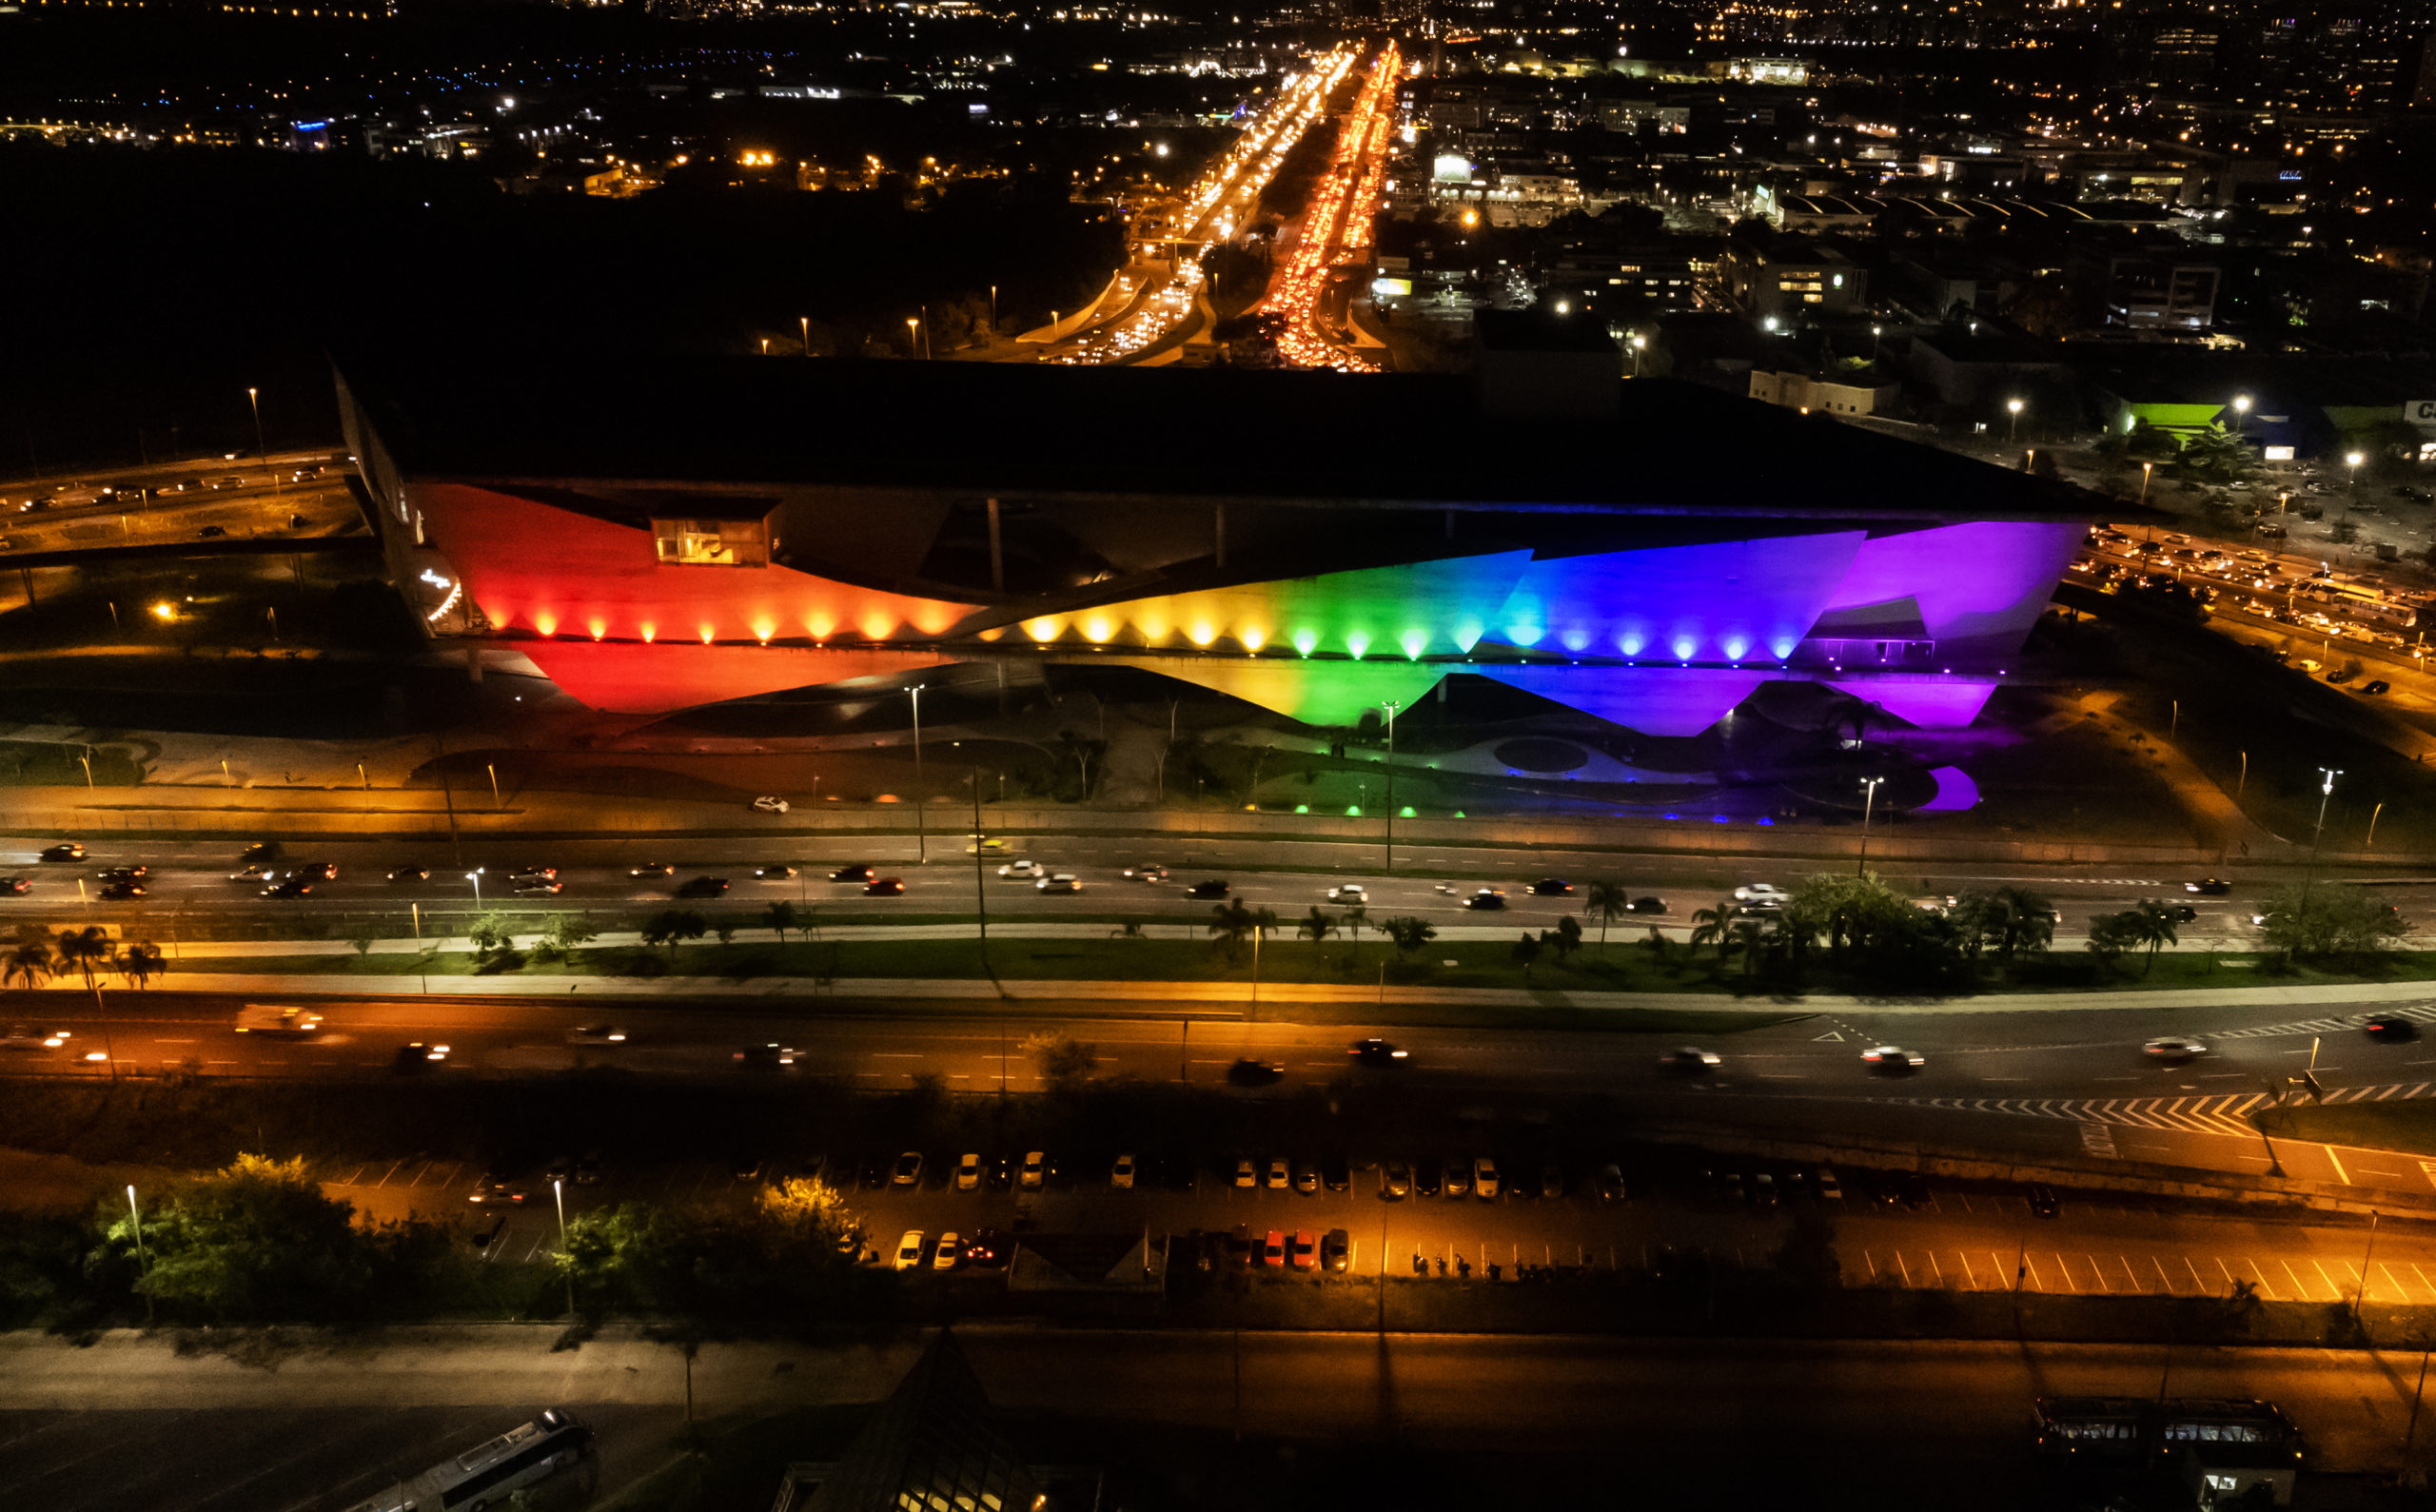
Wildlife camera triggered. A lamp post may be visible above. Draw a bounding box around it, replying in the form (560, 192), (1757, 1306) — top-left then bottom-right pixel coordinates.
(553, 1177), (575, 1318)
(2302, 767), (2342, 908)
(246, 386), (279, 497)
(126, 1183), (151, 1325)
(800, 316), (811, 355)
(2231, 392), (2251, 433)
(1380, 699), (1400, 874)
(2347, 449), (2366, 506)
(1856, 776), (1884, 876)
(1630, 332), (1646, 377)
(2140, 461), (2154, 506)
(1871, 323), (1882, 362)
(909, 685), (927, 864)
(906, 315), (921, 358)
(2006, 396), (2024, 445)
(466, 868), (484, 908)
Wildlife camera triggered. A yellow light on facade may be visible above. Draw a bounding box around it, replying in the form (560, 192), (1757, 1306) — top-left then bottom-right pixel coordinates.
(1241, 625), (1267, 651)
(639, 624), (657, 643)
(1026, 618), (1061, 641)
(1187, 622), (1217, 646)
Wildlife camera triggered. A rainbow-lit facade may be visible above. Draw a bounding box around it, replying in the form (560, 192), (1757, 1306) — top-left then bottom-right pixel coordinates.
(338, 355), (2096, 736)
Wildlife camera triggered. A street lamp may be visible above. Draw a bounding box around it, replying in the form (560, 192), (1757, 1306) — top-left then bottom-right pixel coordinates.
(1630, 332), (1646, 377)
(2006, 396), (2024, 444)
(2347, 449), (2366, 498)
(800, 316), (811, 355)
(246, 386), (279, 498)
(1856, 776), (1885, 876)
(1871, 323), (1882, 362)
(466, 868), (484, 907)
(127, 1183), (151, 1324)
(1380, 699), (1401, 874)
(909, 684), (927, 864)
(2302, 767), (2342, 908)
(2140, 461), (2153, 506)
(2231, 393), (2251, 427)
(906, 315), (921, 357)
(553, 1177), (575, 1318)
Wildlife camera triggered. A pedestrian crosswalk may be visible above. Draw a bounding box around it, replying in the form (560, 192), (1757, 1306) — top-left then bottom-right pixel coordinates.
(1887, 1079), (2436, 1136)
(2205, 1003), (2436, 1041)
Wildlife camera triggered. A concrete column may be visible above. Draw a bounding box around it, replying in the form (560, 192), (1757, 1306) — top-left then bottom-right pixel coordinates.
(987, 496), (1005, 594)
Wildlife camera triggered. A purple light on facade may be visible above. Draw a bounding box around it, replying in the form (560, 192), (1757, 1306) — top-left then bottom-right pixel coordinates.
(1919, 766), (1983, 812)
(1486, 533), (1868, 665)
(1829, 679), (1999, 729)
(1814, 521), (2082, 660)
(1481, 666), (1772, 736)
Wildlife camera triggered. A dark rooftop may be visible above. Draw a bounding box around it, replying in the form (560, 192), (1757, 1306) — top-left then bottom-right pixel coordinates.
(337, 351), (2098, 522)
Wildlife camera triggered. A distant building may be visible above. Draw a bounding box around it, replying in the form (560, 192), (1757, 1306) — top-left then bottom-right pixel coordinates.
(1748, 365), (1902, 417)
(1720, 237), (1869, 321)
(2094, 253), (2221, 332)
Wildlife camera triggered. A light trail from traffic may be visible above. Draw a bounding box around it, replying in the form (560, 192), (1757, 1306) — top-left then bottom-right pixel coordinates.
(1052, 48), (1354, 366)
(1271, 42), (1398, 371)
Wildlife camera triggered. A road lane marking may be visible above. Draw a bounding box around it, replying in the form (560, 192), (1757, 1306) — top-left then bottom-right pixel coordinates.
(2152, 1255), (2178, 1295)
(1955, 1251), (1978, 1290)
(2327, 1146), (2353, 1185)
(2023, 1253), (2047, 1292)
(2053, 1254), (2080, 1294)
(1896, 1252), (1913, 1287)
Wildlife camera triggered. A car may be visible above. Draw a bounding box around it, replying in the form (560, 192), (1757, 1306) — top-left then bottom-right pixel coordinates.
(1627, 896), (1668, 914)
(1817, 1168), (1844, 1203)
(1462, 889), (1507, 911)
(987, 1155), (1013, 1190)
(965, 1228), (1008, 1268)
(1019, 1150), (1046, 1189)
(829, 865), (875, 883)
(392, 1041), (449, 1072)
(891, 1151), (924, 1187)
(628, 862), (675, 878)
(197, 524), (226, 539)
(2365, 1013), (2422, 1043)
(1321, 1228), (1350, 1273)
(1121, 863), (1169, 882)
(1733, 882), (1789, 907)
(1894, 1173), (1933, 1209)
(1227, 1057), (1285, 1087)
(2027, 1183), (2061, 1219)
(1110, 1152), (1136, 1188)
(1326, 883), (1367, 902)
(933, 1232), (963, 1270)
(1186, 880), (1230, 899)
(677, 875), (730, 898)
(955, 1152), (983, 1190)
(752, 795), (791, 814)
(573, 1152), (602, 1186)
(1321, 1154), (1350, 1192)
(865, 877), (906, 895)
(1262, 1229), (1286, 1267)
(228, 865), (277, 884)
(237, 841), (283, 864)
(1233, 1155), (1257, 1188)
(1717, 1170), (1745, 1204)
(1348, 1037), (1407, 1066)
(1291, 1161), (1319, 1195)
(293, 861), (337, 881)
(753, 864), (797, 880)
(999, 858), (1048, 879)
(514, 880), (563, 896)
(99, 865), (147, 882)
(467, 1175), (530, 1207)
(102, 880), (148, 900)
(1861, 1046), (1924, 1074)
(1383, 1160), (1412, 1200)
(1265, 1156), (1289, 1190)
(387, 866), (429, 882)
(507, 865), (558, 882)
(1035, 873), (1082, 893)
(1443, 1160), (1471, 1199)
(37, 843), (82, 862)
(2167, 902), (2198, 923)
(2143, 1036), (2208, 1063)
(731, 1155), (767, 1184)
(894, 1231), (926, 1270)
(1473, 1157), (1502, 1199)
(566, 1024), (628, 1045)
(1529, 878), (1573, 895)
(1659, 1047), (1722, 1074)
(733, 1042), (798, 1068)
(2185, 877), (2231, 895)
(0, 1026), (67, 1052)
(1594, 1164), (1626, 1203)
(1539, 1164), (1565, 1201)
(2328, 666), (2358, 685)
(1287, 1230), (1318, 1270)
(2365, 679), (2392, 696)
(1413, 1162), (1443, 1198)
(1751, 1171), (1778, 1207)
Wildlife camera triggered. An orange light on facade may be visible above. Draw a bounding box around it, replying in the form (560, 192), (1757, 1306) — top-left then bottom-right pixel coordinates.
(640, 623), (657, 643)
(1026, 618), (1062, 641)
(588, 620), (605, 640)
(534, 613), (559, 637)
(698, 625), (715, 644)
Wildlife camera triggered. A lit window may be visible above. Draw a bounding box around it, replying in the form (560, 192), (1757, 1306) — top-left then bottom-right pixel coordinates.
(652, 518), (769, 567)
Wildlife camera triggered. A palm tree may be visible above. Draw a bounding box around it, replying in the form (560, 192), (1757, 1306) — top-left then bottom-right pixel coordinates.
(1584, 881), (1629, 952)
(1341, 903), (1367, 951)
(1297, 907), (1336, 946)
(54, 926), (111, 995)
(1689, 898), (1738, 958)
(1730, 916), (1768, 977)
(1511, 931), (1542, 979)
(1208, 900), (1256, 959)
(763, 900), (800, 946)
(3, 941), (52, 991)
(116, 941), (166, 991)
(2129, 899), (2182, 975)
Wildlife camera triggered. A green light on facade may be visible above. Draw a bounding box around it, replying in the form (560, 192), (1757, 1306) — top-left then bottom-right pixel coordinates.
(1293, 629), (1318, 657)
(1346, 805), (1362, 816)
(1293, 804), (1309, 814)
(1400, 805), (1416, 817)
(1400, 630), (1426, 660)
(1346, 631), (1370, 659)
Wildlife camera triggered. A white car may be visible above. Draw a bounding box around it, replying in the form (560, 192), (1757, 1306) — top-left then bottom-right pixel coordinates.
(1110, 1152), (1135, 1189)
(933, 1232), (962, 1270)
(1473, 1156), (1502, 1200)
(1019, 1150), (1046, 1189)
(999, 858), (1047, 878)
(894, 1230), (926, 1270)
(2144, 1037), (2209, 1063)
(1326, 884), (1367, 902)
(1733, 883), (1790, 907)
(954, 1152), (982, 1191)
(751, 795), (790, 814)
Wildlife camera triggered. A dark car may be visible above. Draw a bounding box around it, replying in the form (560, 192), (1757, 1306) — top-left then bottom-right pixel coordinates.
(1659, 1047), (1722, 1074)
(864, 877), (906, 896)
(0, 878), (29, 895)
(1185, 879), (1230, 899)
(238, 842), (284, 864)
(2365, 679), (2392, 696)
(1412, 1162), (1443, 1198)
(677, 875), (729, 897)
(2027, 1183), (2061, 1219)
(1627, 896), (1668, 914)
(294, 861), (337, 881)
(197, 524), (226, 539)
(391, 1041), (448, 1072)
(2185, 877), (2231, 896)
(734, 1042), (798, 1069)
(1321, 1228), (1350, 1273)
(1463, 889), (1507, 911)
(387, 866), (428, 883)
(100, 880), (147, 900)
(2167, 902), (2198, 923)
(1895, 1173), (1933, 1209)
(755, 865), (797, 880)
(628, 862), (675, 878)
(1528, 878), (1573, 895)
(1226, 1057), (1285, 1087)
(964, 1227), (1010, 1269)
(1539, 1164), (1566, 1200)
(98, 865), (147, 882)
(37, 843), (83, 863)
(2365, 1013), (2422, 1043)
(259, 875), (311, 899)
(1320, 1154), (1350, 1192)
(1347, 1038), (1407, 1066)
(829, 864), (875, 883)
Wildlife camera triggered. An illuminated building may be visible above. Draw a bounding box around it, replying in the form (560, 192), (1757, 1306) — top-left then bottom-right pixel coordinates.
(337, 344), (2096, 736)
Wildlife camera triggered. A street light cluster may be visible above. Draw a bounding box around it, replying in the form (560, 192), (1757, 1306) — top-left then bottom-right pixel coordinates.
(1271, 43), (1398, 372)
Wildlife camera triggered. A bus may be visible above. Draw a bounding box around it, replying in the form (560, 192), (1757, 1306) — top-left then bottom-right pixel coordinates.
(2034, 1397), (2301, 1464)
(342, 1409), (593, 1512)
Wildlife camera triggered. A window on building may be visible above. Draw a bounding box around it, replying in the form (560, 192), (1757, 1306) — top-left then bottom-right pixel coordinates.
(652, 518), (769, 567)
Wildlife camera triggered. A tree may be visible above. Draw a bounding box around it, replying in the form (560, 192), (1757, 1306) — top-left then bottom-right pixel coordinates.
(53, 926), (110, 999)
(1543, 915), (1584, 966)
(1583, 881), (1629, 952)
(1022, 1031), (1099, 1087)
(2126, 899), (2183, 975)
(2255, 884), (2407, 958)
(3, 940), (52, 991)
(1208, 900), (1257, 959)
(2167, 423), (2260, 488)
(463, 913), (515, 959)
(105, 1154), (386, 1324)
(1953, 886), (2055, 967)
(2085, 911), (2141, 966)
(763, 900), (801, 945)
(1380, 915), (1437, 955)
(639, 909), (707, 959)
(1341, 902), (1367, 951)
(1297, 907), (1336, 945)
(115, 941), (165, 991)
(530, 915), (598, 966)
(1689, 899), (1737, 957)
(1511, 931), (1543, 978)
